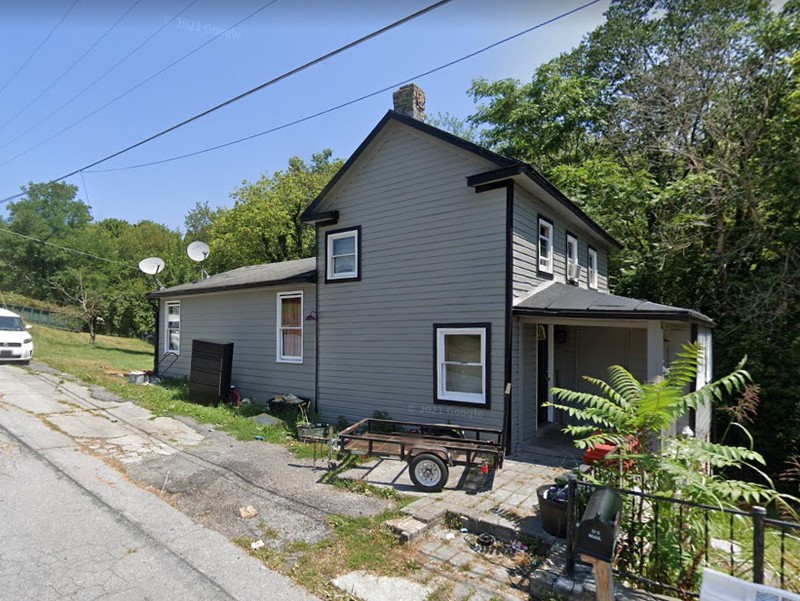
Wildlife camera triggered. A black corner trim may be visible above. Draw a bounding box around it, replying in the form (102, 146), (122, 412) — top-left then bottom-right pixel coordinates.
(324, 226), (361, 284)
(433, 322), (492, 409)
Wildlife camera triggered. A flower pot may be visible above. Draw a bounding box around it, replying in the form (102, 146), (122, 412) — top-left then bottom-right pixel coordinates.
(537, 484), (568, 538)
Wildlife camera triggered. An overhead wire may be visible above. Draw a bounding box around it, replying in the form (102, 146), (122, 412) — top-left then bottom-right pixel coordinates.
(0, 227), (138, 269)
(86, 0), (604, 174)
(0, 0), (279, 164)
(0, 0), (80, 96)
(0, 0), (202, 151)
(0, 0), (144, 133)
(0, 0), (454, 204)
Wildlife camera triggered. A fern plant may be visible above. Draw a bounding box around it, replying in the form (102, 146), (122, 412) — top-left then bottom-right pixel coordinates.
(546, 342), (792, 594)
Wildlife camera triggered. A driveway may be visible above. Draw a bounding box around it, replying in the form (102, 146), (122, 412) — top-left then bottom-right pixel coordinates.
(0, 364), (390, 600)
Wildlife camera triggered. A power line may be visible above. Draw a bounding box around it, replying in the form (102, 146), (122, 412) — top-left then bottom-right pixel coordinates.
(0, 226), (138, 269)
(0, 0), (279, 167)
(0, 0), (202, 151)
(88, 0), (603, 174)
(0, 0), (144, 134)
(0, 0), (453, 204)
(0, 0), (80, 96)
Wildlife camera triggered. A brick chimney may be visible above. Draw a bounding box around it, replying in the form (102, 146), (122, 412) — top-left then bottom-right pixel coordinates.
(392, 84), (426, 121)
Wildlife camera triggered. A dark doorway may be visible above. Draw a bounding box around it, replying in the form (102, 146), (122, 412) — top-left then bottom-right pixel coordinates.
(537, 338), (549, 425)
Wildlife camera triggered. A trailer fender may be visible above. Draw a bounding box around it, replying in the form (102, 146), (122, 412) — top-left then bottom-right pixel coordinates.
(406, 446), (452, 467)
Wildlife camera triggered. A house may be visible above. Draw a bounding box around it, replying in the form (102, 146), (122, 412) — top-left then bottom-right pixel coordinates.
(148, 258), (317, 403)
(149, 84), (713, 451)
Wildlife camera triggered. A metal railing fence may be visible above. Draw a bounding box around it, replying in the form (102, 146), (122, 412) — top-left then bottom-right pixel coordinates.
(563, 479), (800, 598)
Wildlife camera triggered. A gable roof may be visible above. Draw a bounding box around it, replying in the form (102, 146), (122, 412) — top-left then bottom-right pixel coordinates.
(514, 282), (713, 325)
(147, 257), (316, 299)
(300, 110), (620, 248)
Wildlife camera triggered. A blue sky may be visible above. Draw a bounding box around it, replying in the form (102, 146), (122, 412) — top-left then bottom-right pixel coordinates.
(0, 0), (608, 230)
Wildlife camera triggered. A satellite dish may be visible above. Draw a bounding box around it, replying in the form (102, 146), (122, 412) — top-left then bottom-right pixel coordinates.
(187, 241), (210, 262)
(138, 257), (165, 275)
(138, 257), (166, 290)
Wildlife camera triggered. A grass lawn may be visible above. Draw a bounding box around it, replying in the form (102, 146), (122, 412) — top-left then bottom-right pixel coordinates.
(29, 325), (315, 455)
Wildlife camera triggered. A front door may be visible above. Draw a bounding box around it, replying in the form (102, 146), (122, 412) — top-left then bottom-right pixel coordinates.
(537, 338), (549, 425)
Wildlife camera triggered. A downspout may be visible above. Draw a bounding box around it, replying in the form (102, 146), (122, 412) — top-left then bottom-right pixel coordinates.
(152, 299), (160, 374)
(474, 180), (514, 454)
(314, 224), (320, 414)
(503, 182), (514, 455)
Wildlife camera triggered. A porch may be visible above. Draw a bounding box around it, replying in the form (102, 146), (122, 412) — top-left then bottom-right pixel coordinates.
(511, 283), (714, 451)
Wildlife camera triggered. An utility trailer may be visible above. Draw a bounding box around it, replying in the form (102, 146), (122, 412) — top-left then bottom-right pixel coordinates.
(337, 418), (504, 492)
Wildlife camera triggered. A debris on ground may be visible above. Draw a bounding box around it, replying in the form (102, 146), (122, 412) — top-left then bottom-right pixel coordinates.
(250, 540), (265, 550)
(239, 505), (258, 519)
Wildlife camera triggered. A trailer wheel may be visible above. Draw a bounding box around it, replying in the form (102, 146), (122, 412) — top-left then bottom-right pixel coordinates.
(410, 453), (449, 492)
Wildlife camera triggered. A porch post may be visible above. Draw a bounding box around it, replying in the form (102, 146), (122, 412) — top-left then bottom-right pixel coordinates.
(547, 324), (555, 422)
(646, 320), (664, 383)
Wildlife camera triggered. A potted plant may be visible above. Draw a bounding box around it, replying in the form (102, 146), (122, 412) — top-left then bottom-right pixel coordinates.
(537, 473), (570, 538)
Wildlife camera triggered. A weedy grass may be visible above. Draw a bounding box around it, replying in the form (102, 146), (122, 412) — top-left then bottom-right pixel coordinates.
(30, 325), (304, 447)
(236, 508), (423, 600)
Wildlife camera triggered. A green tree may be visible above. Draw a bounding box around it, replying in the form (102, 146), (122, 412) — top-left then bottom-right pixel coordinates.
(0, 181), (92, 299)
(208, 150), (343, 272)
(183, 201), (221, 243)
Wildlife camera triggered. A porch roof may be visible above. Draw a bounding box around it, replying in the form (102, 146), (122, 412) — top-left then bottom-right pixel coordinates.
(513, 283), (713, 325)
(146, 257), (316, 299)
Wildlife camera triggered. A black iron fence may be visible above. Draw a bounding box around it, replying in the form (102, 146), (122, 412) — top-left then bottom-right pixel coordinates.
(563, 479), (800, 598)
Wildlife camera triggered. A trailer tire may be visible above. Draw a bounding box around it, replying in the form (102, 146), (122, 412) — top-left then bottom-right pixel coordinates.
(410, 453), (449, 492)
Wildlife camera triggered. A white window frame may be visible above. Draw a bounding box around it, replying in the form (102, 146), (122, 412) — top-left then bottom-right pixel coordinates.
(588, 247), (598, 289)
(276, 291), (303, 363)
(326, 227), (359, 281)
(435, 325), (488, 405)
(165, 301), (180, 355)
(566, 233), (578, 282)
(538, 217), (554, 274)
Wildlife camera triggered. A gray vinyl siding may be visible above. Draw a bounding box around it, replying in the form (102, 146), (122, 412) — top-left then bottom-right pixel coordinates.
(512, 187), (550, 296)
(156, 284), (315, 404)
(314, 125), (506, 430)
(512, 186), (610, 295)
(510, 319), (539, 449)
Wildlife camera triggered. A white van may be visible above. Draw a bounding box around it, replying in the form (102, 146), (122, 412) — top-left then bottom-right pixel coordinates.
(0, 308), (34, 363)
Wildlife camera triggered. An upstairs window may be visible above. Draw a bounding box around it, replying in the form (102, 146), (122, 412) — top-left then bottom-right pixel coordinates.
(165, 301), (180, 354)
(326, 227), (360, 282)
(566, 233), (579, 283)
(588, 247), (598, 289)
(435, 325), (489, 406)
(277, 292), (303, 363)
(538, 217), (553, 274)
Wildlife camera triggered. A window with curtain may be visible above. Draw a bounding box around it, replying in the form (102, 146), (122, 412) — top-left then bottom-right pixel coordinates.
(435, 325), (489, 405)
(165, 301), (180, 354)
(277, 292), (303, 363)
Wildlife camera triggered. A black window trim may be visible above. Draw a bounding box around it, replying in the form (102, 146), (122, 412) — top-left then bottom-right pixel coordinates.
(324, 226), (361, 283)
(432, 322), (492, 408)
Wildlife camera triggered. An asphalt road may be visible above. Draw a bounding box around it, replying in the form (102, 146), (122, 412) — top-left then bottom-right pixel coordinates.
(0, 364), (318, 601)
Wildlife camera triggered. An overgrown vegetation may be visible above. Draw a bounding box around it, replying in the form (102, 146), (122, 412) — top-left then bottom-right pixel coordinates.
(547, 343), (799, 593)
(235, 508), (421, 599)
(468, 0), (800, 490)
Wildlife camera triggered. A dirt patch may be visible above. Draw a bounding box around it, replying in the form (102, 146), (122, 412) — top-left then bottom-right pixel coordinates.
(124, 425), (391, 547)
